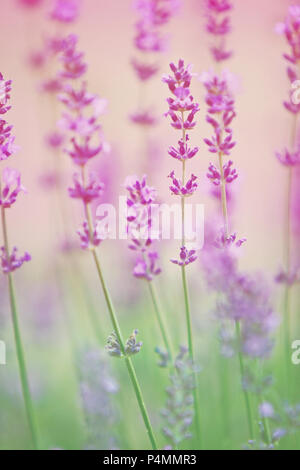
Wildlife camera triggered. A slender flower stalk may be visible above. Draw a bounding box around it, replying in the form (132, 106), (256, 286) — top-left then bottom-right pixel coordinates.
(275, 5), (300, 387)
(0, 73), (38, 449)
(203, 0), (234, 234)
(201, 235), (278, 441)
(163, 59), (201, 447)
(58, 36), (158, 449)
(130, 0), (180, 128)
(205, 0), (233, 65)
(125, 174), (174, 361)
(203, 1), (257, 441)
(235, 320), (254, 440)
(161, 346), (197, 449)
(203, 72), (236, 237)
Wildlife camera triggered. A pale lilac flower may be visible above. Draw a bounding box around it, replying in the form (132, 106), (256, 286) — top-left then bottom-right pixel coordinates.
(59, 113), (100, 136)
(272, 428), (287, 442)
(50, 0), (80, 23)
(77, 221), (104, 250)
(125, 329), (143, 356)
(78, 348), (119, 450)
(168, 135), (199, 161)
(164, 60), (199, 269)
(0, 168), (26, 208)
(259, 402), (275, 419)
(126, 175), (161, 278)
(130, 110), (158, 126)
(0, 74), (12, 115)
(69, 172), (104, 203)
(275, 147), (300, 166)
(135, 26), (166, 53)
(58, 82), (98, 111)
(275, 267), (300, 286)
(0, 247), (31, 274)
(135, 0), (180, 26)
(171, 246), (197, 266)
(18, 0), (43, 7)
(65, 136), (102, 166)
(220, 274), (278, 358)
(0, 118), (19, 161)
(206, 0), (232, 13)
(126, 175), (157, 206)
(60, 35), (87, 80)
(0, 135), (18, 161)
(276, 6), (300, 63)
(204, 129), (235, 155)
(0, 75), (31, 274)
(163, 60), (200, 131)
(55, 36), (108, 252)
(203, 73), (237, 192)
(133, 0), (178, 53)
(133, 251), (161, 281)
(106, 330), (143, 357)
(46, 34), (75, 56)
(213, 230), (246, 248)
(131, 58), (159, 81)
(39, 171), (61, 189)
(205, 0), (233, 62)
(207, 160), (237, 185)
(45, 131), (65, 149)
(201, 226), (277, 359)
(163, 59), (194, 92)
(161, 346), (197, 449)
(129, 236), (152, 252)
(276, 6), (300, 120)
(168, 170), (198, 197)
(41, 78), (63, 94)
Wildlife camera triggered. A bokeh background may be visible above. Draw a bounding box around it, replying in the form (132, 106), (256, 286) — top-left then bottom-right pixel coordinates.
(0, 0), (299, 450)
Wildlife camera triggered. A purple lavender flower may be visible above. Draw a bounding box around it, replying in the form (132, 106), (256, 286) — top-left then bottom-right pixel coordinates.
(50, 0), (80, 23)
(125, 175), (161, 279)
(68, 172), (104, 204)
(78, 348), (119, 450)
(0, 168), (26, 208)
(207, 160), (237, 185)
(259, 402), (275, 419)
(0, 247), (31, 274)
(161, 346), (197, 449)
(205, 0), (233, 63)
(168, 171), (198, 197)
(168, 135), (199, 161)
(171, 246), (197, 267)
(133, 251), (161, 281)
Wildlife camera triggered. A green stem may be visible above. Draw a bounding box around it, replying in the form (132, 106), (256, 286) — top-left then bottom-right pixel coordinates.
(218, 151), (229, 237)
(283, 166), (293, 392)
(81, 166), (157, 448)
(283, 112), (298, 393)
(182, 264), (201, 448)
(257, 360), (271, 447)
(147, 281), (174, 362)
(91, 249), (158, 450)
(179, 113), (201, 448)
(219, 354), (230, 442)
(1, 207), (38, 450)
(235, 321), (254, 440)
(182, 265), (193, 360)
(262, 415), (271, 446)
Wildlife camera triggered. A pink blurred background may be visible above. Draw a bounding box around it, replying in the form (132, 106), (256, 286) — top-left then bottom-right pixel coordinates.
(0, 0), (296, 282)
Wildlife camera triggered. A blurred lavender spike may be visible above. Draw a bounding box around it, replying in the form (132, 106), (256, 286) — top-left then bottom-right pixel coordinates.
(78, 347), (119, 450)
